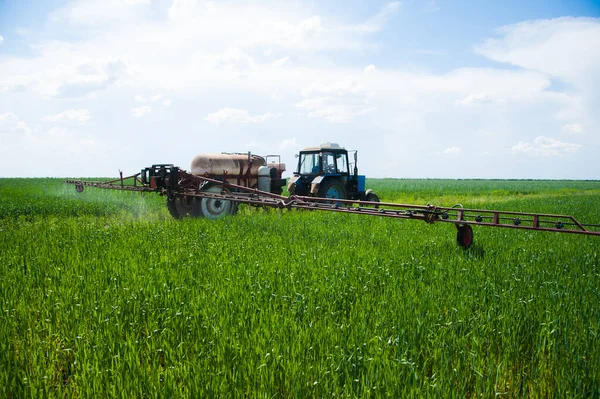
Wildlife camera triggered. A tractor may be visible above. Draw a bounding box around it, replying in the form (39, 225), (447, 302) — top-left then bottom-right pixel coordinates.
(287, 143), (379, 203)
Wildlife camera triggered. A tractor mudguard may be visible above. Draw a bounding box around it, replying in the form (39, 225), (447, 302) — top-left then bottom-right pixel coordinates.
(310, 175), (326, 195)
(287, 175), (301, 194)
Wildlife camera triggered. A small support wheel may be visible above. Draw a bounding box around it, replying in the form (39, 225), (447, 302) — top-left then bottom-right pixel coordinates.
(456, 224), (473, 248)
(75, 184), (84, 193)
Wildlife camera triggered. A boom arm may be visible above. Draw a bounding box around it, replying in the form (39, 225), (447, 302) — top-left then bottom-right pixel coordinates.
(65, 166), (600, 247)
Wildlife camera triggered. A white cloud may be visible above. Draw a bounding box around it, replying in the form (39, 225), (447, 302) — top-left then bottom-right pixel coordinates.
(131, 106), (152, 118)
(279, 137), (298, 150)
(364, 64), (377, 73)
(273, 57), (290, 68)
(443, 146), (461, 155)
(0, 112), (32, 135)
(201, 48), (257, 77)
(46, 126), (72, 139)
(0, 51), (129, 98)
(296, 80), (376, 123)
(36, 58), (130, 98)
(163, 1), (396, 54)
(135, 94), (163, 103)
(445, 68), (550, 101)
(205, 108), (281, 124)
(0, 1), (403, 100)
(512, 136), (582, 157)
(43, 109), (92, 124)
(17, 126), (108, 175)
(475, 17), (600, 86)
(295, 97), (376, 123)
(455, 92), (493, 107)
(0, 35), (4, 45)
(422, 1), (441, 13)
(51, 0), (151, 27)
(0, 82), (27, 93)
(561, 123), (584, 134)
(168, 0), (203, 22)
(134, 94), (171, 108)
(354, 2), (401, 33)
(298, 16), (326, 36)
(414, 49), (446, 55)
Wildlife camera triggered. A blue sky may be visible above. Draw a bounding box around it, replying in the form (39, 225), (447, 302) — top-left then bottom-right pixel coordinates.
(1, 0), (599, 178)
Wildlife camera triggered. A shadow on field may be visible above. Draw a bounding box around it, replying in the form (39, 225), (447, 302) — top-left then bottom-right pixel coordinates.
(463, 244), (485, 259)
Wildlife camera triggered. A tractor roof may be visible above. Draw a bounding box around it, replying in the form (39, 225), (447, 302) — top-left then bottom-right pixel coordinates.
(300, 142), (346, 152)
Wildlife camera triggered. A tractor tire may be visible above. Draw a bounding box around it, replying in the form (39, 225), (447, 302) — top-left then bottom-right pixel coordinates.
(175, 196), (194, 217)
(365, 192), (380, 208)
(192, 185), (239, 220)
(317, 180), (347, 202)
(366, 192), (380, 203)
(167, 197), (182, 219)
(456, 224), (474, 248)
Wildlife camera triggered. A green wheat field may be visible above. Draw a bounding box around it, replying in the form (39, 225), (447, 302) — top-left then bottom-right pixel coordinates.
(1, 178), (599, 397)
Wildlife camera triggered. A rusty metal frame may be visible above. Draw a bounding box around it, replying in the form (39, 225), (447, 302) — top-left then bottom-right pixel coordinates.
(65, 167), (600, 237)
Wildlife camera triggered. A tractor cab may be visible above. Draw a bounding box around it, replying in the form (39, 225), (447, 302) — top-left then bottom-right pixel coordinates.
(287, 143), (377, 203)
(297, 144), (350, 176)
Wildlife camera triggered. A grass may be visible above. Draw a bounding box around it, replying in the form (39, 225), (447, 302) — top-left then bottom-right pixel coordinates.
(1, 178), (599, 397)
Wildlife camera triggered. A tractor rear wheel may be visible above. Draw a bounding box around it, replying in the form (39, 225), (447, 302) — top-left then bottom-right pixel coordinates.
(193, 185), (238, 220)
(317, 180), (347, 205)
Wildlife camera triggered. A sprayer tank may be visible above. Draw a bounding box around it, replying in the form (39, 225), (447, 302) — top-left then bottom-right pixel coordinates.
(190, 153), (266, 177)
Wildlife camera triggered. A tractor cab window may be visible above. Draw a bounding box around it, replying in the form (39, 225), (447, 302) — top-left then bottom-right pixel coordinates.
(336, 153), (349, 174)
(322, 152), (337, 174)
(298, 152), (320, 174)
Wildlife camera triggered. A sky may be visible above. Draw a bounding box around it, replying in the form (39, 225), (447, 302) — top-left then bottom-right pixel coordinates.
(0, 0), (599, 179)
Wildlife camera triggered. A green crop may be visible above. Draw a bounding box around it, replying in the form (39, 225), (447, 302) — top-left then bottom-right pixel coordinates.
(1, 178), (599, 397)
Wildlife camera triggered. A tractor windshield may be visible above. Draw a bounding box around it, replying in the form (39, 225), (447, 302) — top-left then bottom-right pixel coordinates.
(298, 152), (320, 174)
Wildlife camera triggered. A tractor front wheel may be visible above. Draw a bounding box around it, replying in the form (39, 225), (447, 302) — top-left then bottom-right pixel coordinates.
(365, 192), (380, 208)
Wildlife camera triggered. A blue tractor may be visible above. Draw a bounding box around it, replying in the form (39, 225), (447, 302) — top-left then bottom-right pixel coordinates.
(287, 143), (379, 203)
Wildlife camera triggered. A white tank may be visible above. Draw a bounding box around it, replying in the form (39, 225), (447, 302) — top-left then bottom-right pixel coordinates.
(257, 166), (271, 192)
